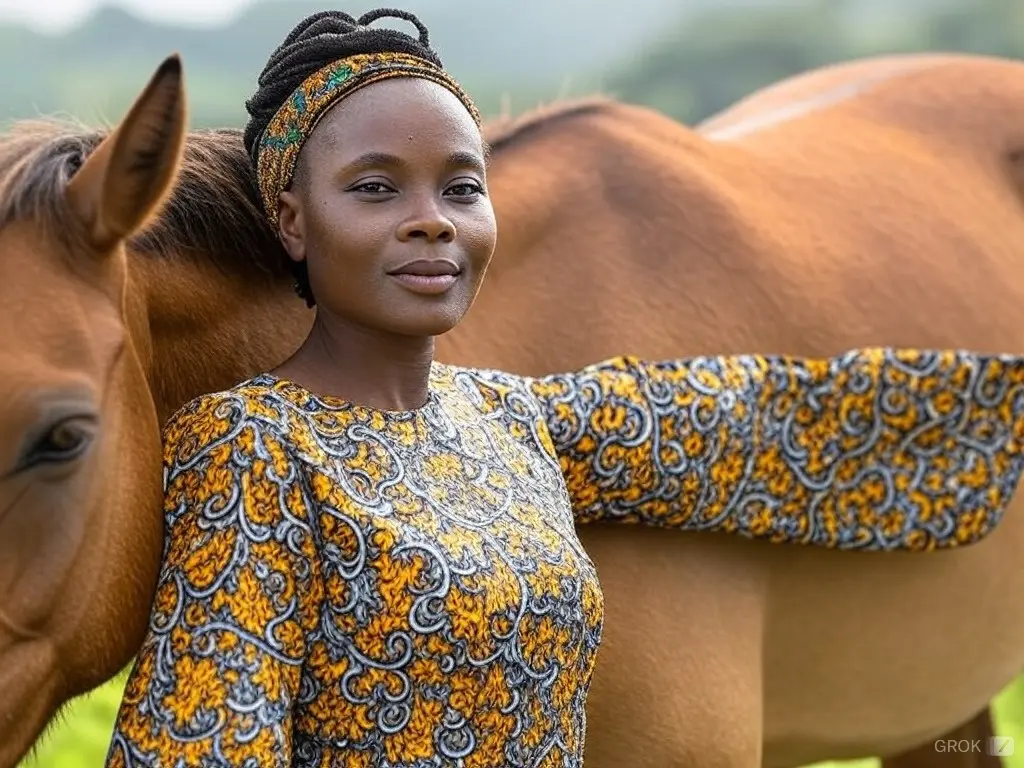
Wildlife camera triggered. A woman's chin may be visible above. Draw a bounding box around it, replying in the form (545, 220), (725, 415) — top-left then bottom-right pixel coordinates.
(385, 306), (469, 338)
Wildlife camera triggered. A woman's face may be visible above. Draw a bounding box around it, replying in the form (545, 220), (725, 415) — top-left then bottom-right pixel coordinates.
(277, 77), (496, 338)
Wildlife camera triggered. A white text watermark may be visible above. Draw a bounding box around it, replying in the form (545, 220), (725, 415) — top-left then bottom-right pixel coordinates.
(933, 737), (1014, 757)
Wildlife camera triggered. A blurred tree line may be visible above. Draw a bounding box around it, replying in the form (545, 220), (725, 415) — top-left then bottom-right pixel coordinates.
(609, 0), (1024, 122)
(0, 0), (1021, 130)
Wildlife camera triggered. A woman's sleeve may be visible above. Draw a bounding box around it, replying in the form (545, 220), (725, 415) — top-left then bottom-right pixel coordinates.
(104, 393), (322, 767)
(527, 348), (1024, 551)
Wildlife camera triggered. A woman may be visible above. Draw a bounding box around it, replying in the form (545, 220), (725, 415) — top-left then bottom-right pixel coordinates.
(103, 9), (1024, 767)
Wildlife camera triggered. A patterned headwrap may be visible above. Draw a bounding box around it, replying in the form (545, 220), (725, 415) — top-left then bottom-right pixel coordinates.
(255, 51), (482, 223)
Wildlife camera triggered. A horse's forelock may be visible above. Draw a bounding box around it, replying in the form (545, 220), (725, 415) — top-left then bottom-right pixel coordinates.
(0, 120), (289, 278)
(0, 122), (105, 243)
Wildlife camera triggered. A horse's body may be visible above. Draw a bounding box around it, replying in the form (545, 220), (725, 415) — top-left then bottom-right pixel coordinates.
(460, 51), (1024, 768)
(3, 50), (1024, 768)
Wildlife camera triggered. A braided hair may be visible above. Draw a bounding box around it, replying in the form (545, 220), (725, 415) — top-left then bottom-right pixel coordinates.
(243, 9), (445, 307)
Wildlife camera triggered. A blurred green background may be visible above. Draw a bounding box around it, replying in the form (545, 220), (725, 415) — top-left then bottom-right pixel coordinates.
(2, 0), (1023, 129)
(4, 0), (1024, 765)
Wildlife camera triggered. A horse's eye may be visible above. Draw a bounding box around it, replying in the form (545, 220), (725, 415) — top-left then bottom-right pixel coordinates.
(18, 417), (97, 471)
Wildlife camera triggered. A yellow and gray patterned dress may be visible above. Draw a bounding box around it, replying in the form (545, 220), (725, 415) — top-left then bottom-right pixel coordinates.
(106, 349), (1024, 767)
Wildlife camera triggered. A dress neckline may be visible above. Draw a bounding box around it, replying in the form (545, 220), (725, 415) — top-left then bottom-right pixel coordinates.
(251, 371), (442, 417)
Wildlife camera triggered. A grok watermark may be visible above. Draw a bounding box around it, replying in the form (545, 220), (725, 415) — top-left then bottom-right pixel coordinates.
(933, 736), (1014, 757)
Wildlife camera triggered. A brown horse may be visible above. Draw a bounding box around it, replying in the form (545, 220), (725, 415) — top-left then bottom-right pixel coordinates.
(4, 50), (1024, 768)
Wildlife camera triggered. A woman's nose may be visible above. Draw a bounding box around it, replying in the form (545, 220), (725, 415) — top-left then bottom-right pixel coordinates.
(397, 205), (456, 243)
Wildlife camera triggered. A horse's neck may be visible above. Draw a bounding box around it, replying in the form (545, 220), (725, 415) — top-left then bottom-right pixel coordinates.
(129, 254), (313, 424)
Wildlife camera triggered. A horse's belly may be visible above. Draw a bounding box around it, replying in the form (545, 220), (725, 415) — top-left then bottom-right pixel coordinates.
(761, 494), (1024, 767)
(580, 495), (1024, 768)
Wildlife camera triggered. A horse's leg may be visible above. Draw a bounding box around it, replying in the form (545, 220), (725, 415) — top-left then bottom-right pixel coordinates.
(879, 708), (998, 768)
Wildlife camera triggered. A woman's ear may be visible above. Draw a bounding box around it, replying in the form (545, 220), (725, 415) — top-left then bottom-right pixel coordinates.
(277, 190), (306, 263)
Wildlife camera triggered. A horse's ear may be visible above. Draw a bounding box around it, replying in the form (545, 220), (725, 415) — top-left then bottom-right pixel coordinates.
(65, 54), (187, 253)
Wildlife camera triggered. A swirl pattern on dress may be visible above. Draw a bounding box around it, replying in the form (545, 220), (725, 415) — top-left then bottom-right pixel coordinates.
(527, 348), (1024, 550)
(104, 348), (1024, 767)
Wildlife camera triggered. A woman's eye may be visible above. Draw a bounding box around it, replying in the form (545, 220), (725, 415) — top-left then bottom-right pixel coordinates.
(446, 182), (483, 198)
(353, 182), (394, 194)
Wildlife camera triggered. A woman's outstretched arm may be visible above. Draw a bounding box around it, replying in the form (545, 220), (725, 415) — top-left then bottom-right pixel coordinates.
(528, 348), (1024, 551)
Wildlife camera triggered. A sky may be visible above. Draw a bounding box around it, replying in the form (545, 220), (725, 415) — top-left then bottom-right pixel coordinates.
(0, 0), (255, 30)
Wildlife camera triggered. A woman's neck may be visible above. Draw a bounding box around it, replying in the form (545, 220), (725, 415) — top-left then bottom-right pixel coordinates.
(273, 308), (436, 411)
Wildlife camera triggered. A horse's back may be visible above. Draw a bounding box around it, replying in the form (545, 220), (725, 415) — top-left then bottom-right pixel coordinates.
(701, 52), (1024, 152)
(702, 52), (1024, 230)
(466, 52), (1024, 384)
(692, 54), (1024, 359)
(695, 54), (948, 135)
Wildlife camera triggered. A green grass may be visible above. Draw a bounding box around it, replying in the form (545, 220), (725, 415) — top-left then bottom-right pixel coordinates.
(17, 673), (1024, 767)
(18, 672), (129, 767)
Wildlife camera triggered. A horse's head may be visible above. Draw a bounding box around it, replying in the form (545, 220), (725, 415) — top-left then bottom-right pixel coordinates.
(0, 56), (186, 766)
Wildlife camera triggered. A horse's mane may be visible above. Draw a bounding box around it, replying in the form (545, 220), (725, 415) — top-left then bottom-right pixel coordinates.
(0, 119), (102, 238)
(0, 96), (615, 277)
(483, 96), (612, 152)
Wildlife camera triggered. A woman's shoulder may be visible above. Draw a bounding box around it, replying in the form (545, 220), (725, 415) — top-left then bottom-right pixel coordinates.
(161, 374), (294, 459)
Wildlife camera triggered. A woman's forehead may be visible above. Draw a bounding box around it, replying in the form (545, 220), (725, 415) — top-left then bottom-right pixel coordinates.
(314, 78), (482, 150)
